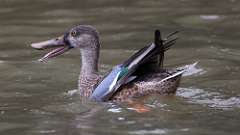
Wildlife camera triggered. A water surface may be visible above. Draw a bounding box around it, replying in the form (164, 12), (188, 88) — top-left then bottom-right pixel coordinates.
(0, 0), (240, 135)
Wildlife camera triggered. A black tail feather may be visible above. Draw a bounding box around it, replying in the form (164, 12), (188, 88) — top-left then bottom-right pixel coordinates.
(163, 37), (178, 51)
(154, 30), (164, 68)
(163, 30), (179, 51)
(164, 31), (179, 41)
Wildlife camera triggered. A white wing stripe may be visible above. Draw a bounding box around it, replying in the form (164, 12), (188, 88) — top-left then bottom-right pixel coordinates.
(159, 70), (185, 83)
(128, 43), (155, 69)
(108, 72), (121, 92)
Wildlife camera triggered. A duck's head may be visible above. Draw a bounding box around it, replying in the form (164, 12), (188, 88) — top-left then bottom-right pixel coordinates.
(31, 25), (100, 62)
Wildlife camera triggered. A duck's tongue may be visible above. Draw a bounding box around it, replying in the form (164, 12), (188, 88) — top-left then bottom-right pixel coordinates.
(31, 36), (72, 62)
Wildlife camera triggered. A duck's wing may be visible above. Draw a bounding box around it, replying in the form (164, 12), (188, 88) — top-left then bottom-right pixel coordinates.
(122, 30), (178, 69)
(108, 62), (198, 102)
(89, 30), (178, 102)
(89, 44), (156, 102)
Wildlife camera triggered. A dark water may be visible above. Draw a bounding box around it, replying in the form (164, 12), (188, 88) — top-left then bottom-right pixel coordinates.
(0, 0), (240, 134)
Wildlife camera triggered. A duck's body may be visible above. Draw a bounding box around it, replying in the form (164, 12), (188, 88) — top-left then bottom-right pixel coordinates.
(79, 67), (183, 102)
(31, 25), (193, 102)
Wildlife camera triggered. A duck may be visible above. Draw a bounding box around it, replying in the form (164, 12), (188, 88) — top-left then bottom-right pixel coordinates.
(31, 25), (195, 102)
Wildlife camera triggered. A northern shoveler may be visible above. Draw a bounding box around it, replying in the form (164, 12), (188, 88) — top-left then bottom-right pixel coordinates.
(31, 25), (195, 102)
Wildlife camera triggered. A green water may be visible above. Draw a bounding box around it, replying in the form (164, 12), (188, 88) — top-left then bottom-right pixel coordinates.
(0, 0), (240, 135)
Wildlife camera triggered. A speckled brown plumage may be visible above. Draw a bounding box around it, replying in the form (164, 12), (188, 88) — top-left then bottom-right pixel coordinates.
(78, 73), (101, 97)
(109, 68), (182, 102)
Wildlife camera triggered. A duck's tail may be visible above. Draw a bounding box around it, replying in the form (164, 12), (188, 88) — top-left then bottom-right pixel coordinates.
(156, 30), (179, 68)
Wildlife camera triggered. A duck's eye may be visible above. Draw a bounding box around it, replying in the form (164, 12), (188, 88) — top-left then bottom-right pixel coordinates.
(71, 30), (78, 37)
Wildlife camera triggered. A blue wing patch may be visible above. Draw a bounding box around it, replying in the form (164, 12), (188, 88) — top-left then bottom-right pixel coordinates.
(89, 65), (127, 101)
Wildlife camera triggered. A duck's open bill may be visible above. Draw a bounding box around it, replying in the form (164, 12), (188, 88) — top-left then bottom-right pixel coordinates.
(30, 36), (72, 62)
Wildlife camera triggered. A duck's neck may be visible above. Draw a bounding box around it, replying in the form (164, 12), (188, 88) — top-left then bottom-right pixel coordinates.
(79, 46), (100, 97)
(80, 47), (99, 75)
(78, 35), (101, 97)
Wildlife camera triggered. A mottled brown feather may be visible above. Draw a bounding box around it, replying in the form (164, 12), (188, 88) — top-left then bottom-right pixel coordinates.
(111, 70), (181, 102)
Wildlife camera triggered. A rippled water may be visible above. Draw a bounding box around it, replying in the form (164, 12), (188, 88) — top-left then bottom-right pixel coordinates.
(0, 0), (240, 135)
